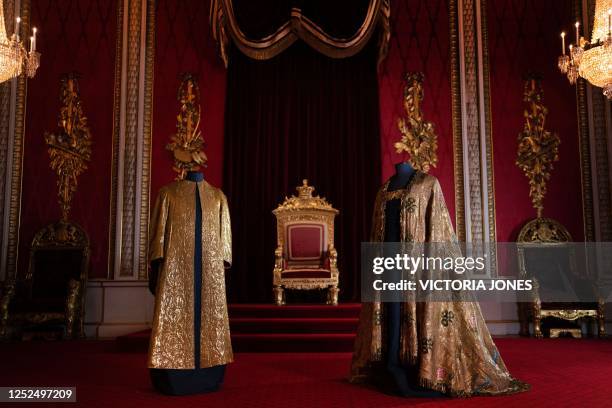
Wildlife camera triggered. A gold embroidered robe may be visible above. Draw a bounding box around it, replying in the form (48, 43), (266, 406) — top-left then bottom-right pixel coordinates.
(351, 171), (528, 396)
(148, 180), (233, 369)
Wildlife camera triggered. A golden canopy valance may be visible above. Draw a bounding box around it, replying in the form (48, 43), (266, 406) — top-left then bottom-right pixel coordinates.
(210, 0), (390, 67)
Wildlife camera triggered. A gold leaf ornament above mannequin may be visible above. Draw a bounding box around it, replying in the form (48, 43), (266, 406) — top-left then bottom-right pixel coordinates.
(395, 72), (438, 173)
(166, 73), (208, 180)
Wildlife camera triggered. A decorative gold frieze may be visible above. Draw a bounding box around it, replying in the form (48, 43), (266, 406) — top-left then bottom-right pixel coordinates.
(44, 74), (92, 221)
(395, 72), (438, 173)
(166, 73), (207, 180)
(516, 77), (560, 218)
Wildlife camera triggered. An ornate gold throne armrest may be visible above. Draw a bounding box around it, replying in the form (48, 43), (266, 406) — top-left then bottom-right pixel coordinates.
(64, 279), (82, 339)
(273, 246), (284, 275)
(329, 246), (338, 269)
(273, 245), (285, 305)
(0, 279), (16, 338)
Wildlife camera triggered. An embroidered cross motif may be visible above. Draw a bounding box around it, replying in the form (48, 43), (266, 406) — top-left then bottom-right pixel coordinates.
(405, 196), (416, 212)
(420, 337), (433, 353)
(441, 310), (455, 327)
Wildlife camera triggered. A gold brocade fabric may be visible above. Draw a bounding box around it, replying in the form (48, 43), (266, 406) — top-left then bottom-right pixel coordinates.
(350, 172), (529, 396)
(148, 180), (233, 369)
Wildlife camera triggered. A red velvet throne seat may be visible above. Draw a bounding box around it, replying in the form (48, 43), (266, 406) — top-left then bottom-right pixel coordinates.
(273, 180), (340, 305)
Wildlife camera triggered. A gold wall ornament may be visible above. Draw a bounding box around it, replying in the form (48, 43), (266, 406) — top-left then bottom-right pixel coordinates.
(516, 77), (560, 218)
(166, 73), (207, 180)
(44, 73), (92, 222)
(395, 72), (438, 172)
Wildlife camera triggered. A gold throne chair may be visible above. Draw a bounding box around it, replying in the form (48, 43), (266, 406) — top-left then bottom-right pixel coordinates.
(0, 222), (89, 340)
(517, 218), (605, 338)
(0, 74), (92, 340)
(272, 180), (340, 305)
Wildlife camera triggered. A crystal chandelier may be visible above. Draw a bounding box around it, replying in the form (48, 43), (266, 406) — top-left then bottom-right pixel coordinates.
(558, 0), (612, 98)
(0, 0), (40, 84)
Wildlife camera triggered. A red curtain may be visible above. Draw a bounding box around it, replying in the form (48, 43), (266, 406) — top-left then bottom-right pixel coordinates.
(223, 40), (381, 303)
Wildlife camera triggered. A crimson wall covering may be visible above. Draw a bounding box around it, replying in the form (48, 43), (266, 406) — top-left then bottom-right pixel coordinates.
(488, 0), (584, 242)
(19, 0), (117, 278)
(378, 0), (455, 226)
(14, 0), (589, 281)
(151, 0), (226, 193)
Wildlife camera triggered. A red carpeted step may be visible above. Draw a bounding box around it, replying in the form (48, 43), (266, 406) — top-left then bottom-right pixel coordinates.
(230, 317), (359, 333)
(117, 303), (363, 353)
(228, 303), (361, 319)
(231, 333), (356, 352)
(117, 331), (357, 352)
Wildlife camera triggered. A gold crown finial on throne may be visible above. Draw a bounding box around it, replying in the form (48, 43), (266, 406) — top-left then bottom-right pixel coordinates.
(296, 179), (315, 198)
(274, 180), (338, 213)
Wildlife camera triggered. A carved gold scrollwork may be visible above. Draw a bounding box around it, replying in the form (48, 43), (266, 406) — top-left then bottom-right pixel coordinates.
(44, 74), (92, 222)
(274, 179), (339, 213)
(516, 76), (560, 218)
(395, 72), (438, 173)
(517, 217), (572, 243)
(166, 73), (207, 180)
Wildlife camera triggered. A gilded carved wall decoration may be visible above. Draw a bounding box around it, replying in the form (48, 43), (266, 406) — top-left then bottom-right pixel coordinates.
(516, 77), (560, 218)
(166, 73), (207, 180)
(44, 73), (92, 222)
(395, 72), (438, 173)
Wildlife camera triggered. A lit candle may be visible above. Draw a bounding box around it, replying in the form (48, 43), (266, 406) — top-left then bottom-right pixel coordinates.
(575, 21), (580, 45)
(15, 17), (20, 41)
(32, 27), (37, 52)
(561, 32), (566, 55)
(29, 36), (33, 52)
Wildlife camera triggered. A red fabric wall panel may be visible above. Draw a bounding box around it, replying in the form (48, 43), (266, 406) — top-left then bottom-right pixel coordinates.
(378, 0), (455, 226)
(151, 0), (226, 197)
(19, 0), (117, 278)
(488, 0), (584, 241)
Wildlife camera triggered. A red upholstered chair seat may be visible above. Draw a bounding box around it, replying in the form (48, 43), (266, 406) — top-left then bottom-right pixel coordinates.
(281, 269), (332, 279)
(285, 222), (328, 269)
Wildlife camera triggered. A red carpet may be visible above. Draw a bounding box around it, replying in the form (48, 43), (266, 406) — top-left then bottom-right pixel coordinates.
(118, 304), (362, 352)
(1, 338), (611, 407)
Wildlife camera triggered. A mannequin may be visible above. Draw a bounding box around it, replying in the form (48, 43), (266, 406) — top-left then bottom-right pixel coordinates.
(148, 170), (229, 395)
(383, 162), (442, 398)
(384, 162), (416, 242)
